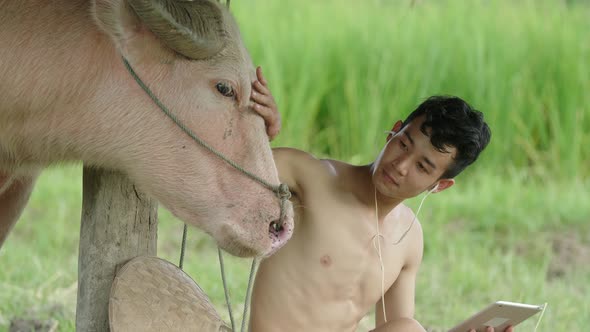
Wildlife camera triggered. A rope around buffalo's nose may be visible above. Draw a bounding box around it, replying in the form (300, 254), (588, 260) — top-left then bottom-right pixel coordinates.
(122, 57), (291, 332)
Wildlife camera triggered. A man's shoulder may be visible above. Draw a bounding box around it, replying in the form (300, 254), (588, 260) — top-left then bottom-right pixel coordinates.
(273, 147), (320, 162)
(387, 204), (424, 246)
(273, 147), (347, 173)
(380, 204), (424, 273)
(388, 203), (417, 222)
(272, 148), (355, 194)
(392, 203), (418, 221)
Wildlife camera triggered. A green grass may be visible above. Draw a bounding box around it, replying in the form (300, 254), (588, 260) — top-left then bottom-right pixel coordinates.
(236, 0), (590, 179)
(1, 0), (589, 331)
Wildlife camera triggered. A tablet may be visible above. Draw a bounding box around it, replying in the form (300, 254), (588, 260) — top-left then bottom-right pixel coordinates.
(448, 301), (544, 332)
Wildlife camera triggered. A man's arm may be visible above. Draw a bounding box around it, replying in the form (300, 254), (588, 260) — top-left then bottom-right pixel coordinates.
(372, 214), (425, 332)
(370, 213), (514, 332)
(371, 267), (425, 332)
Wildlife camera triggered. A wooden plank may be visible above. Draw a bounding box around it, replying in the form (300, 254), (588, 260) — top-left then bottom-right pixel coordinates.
(76, 167), (158, 331)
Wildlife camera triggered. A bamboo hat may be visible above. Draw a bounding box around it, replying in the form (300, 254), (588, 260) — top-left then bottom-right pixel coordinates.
(109, 256), (231, 332)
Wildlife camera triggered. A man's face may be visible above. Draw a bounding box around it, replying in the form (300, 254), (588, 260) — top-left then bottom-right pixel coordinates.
(372, 116), (457, 200)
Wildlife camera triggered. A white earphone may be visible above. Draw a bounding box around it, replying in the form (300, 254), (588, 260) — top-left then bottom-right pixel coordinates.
(430, 183), (440, 193)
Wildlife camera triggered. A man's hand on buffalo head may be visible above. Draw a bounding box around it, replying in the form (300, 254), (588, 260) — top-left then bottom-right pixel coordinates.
(250, 66), (281, 141)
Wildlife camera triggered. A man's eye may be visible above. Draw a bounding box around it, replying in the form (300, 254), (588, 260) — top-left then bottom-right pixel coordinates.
(417, 163), (427, 172)
(216, 82), (235, 98)
(400, 141), (407, 150)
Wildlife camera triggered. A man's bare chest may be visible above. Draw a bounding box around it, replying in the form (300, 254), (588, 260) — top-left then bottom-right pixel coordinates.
(293, 199), (407, 309)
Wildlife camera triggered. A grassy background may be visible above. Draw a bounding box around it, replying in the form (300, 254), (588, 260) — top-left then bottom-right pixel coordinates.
(1, 0), (589, 331)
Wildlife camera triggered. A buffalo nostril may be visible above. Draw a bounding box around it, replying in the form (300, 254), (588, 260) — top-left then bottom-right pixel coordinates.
(269, 220), (283, 236)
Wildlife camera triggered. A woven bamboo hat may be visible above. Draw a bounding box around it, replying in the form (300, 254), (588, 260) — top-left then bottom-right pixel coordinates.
(109, 256), (231, 332)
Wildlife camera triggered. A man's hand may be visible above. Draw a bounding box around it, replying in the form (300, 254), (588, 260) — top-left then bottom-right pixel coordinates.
(469, 326), (513, 332)
(250, 66), (281, 141)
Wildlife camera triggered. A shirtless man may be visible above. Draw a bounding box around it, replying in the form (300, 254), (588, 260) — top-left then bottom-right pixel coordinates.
(248, 68), (508, 332)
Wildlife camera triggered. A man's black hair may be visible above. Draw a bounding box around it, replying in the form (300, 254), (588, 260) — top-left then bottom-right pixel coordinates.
(402, 95), (491, 179)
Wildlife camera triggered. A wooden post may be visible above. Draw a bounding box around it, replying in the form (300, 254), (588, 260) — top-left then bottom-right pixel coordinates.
(76, 168), (158, 331)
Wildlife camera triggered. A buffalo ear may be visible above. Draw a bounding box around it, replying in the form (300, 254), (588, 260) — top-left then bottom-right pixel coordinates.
(92, 0), (227, 61)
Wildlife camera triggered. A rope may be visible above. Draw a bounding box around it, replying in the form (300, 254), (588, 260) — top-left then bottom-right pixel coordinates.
(218, 248), (236, 331)
(240, 258), (258, 332)
(178, 224), (188, 269)
(216, 250), (257, 332)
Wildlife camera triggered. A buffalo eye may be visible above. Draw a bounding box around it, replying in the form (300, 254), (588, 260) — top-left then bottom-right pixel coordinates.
(216, 82), (235, 98)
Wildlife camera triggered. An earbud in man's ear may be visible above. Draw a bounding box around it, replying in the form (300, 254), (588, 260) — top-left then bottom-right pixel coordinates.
(429, 183), (440, 193)
(385, 130), (397, 143)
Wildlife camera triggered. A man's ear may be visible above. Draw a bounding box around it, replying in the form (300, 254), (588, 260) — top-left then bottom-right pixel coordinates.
(432, 179), (455, 193)
(387, 120), (404, 142)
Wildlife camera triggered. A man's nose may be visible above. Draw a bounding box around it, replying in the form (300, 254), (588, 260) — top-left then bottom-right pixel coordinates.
(393, 156), (410, 176)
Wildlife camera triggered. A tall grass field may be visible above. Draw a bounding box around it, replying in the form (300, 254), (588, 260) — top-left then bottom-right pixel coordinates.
(1, 0), (589, 331)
